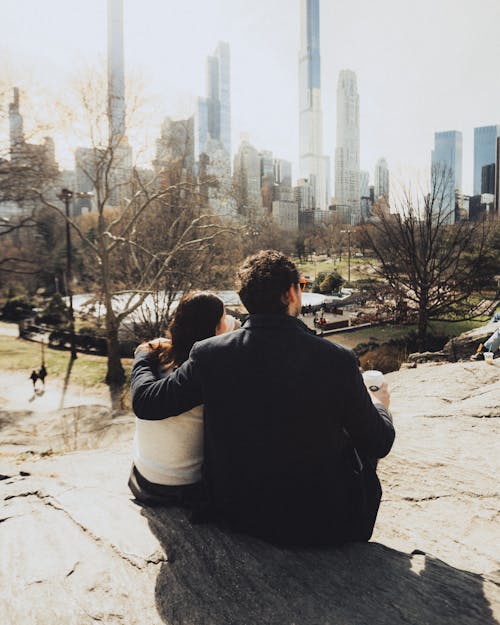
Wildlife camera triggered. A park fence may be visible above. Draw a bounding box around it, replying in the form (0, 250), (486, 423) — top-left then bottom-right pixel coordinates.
(18, 320), (137, 357)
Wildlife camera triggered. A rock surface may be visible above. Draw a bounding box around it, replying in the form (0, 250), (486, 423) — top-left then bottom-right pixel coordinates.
(1, 359), (499, 624)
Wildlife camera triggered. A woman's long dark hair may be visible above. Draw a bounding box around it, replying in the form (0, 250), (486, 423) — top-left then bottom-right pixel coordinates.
(160, 291), (224, 369)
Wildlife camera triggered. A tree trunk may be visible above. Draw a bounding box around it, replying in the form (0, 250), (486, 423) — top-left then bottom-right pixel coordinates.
(416, 306), (429, 352)
(105, 321), (125, 387)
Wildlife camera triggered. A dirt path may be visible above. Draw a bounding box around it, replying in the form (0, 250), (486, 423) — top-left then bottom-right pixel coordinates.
(0, 370), (112, 413)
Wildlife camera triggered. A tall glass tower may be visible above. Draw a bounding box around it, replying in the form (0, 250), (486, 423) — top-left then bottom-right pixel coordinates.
(197, 42), (231, 162)
(431, 130), (462, 224)
(299, 0), (330, 211)
(374, 157), (389, 200)
(216, 42), (231, 160)
(107, 0), (126, 143)
(334, 69), (360, 222)
(473, 125), (500, 195)
(9, 87), (24, 162)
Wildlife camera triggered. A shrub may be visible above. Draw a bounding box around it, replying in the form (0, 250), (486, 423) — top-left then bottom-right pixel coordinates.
(313, 271), (344, 295)
(37, 293), (69, 326)
(1, 296), (35, 321)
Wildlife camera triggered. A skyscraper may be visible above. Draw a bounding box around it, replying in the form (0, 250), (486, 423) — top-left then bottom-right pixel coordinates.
(298, 0), (330, 211)
(8, 87), (57, 174)
(75, 147), (97, 213)
(274, 159), (292, 188)
(334, 70), (360, 223)
(216, 42), (231, 160)
(75, 0), (131, 207)
(106, 0), (132, 206)
(360, 170), (369, 199)
(153, 116), (195, 188)
(8, 87), (24, 162)
(431, 130), (462, 224)
(481, 163), (496, 195)
(473, 125), (500, 195)
(107, 0), (126, 143)
(233, 137), (263, 218)
(197, 42), (231, 162)
(197, 45), (233, 220)
(374, 157), (389, 200)
(260, 150), (274, 211)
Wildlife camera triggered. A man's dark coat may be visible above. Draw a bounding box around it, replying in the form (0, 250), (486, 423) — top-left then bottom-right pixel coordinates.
(131, 314), (395, 546)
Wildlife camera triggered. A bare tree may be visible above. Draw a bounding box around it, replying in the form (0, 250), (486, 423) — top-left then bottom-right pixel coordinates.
(361, 168), (497, 350)
(0, 213), (36, 275)
(306, 216), (343, 259)
(38, 70), (235, 387)
(117, 199), (240, 341)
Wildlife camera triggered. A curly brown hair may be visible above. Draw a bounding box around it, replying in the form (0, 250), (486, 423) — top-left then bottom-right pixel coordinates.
(237, 250), (299, 314)
(159, 291), (224, 369)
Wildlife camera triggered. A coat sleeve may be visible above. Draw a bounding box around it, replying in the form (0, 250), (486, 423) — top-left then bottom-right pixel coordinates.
(340, 351), (395, 459)
(131, 344), (203, 421)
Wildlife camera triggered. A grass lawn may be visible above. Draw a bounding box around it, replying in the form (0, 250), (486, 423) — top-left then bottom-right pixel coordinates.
(0, 323), (132, 389)
(297, 256), (378, 284)
(427, 318), (490, 337)
(325, 324), (417, 350)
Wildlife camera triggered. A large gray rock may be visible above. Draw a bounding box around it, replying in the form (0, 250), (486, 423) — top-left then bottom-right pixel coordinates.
(1, 360), (499, 624)
(408, 321), (499, 364)
(443, 321), (499, 360)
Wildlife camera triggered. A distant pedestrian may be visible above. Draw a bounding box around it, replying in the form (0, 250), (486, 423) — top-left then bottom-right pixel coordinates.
(38, 364), (47, 387)
(29, 370), (38, 390)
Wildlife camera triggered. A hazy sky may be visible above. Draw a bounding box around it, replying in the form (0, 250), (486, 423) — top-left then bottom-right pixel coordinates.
(2, 0), (500, 194)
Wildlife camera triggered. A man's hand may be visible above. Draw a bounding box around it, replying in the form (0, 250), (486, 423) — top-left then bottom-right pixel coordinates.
(369, 382), (391, 411)
(134, 337), (170, 358)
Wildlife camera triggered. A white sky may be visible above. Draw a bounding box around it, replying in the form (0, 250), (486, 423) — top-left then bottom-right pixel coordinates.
(1, 0), (500, 194)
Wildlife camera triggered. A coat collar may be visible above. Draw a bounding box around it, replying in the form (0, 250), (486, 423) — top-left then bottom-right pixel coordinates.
(243, 314), (316, 335)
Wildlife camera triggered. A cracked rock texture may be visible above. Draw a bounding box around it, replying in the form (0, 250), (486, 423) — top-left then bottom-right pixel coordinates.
(0, 359), (499, 624)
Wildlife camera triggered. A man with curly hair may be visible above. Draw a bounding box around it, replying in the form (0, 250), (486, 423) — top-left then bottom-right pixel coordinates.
(132, 250), (395, 546)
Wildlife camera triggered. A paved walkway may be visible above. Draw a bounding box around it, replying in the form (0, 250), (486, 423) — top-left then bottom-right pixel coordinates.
(0, 322), (112, 412)
(0, 321), (19, 337)
(0, 370), (111, 413)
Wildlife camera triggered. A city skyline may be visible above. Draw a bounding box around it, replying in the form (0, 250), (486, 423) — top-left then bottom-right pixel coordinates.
(1, 0), (500, 194)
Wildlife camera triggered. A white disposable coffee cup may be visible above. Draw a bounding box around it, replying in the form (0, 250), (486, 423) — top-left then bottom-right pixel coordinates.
(484, 351), (494, 364)
(362, 370), (385, 392)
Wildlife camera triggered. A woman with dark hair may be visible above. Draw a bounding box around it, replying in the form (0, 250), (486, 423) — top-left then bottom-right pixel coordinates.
(129, 291), (237, 507)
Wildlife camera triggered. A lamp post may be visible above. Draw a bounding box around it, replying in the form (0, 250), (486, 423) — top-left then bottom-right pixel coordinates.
(341, 229), (352, 285)
(57, 188), (77, 359)
(57, 188), (93, 359)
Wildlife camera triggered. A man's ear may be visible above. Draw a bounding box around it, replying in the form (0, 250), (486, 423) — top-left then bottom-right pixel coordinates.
(282, 283), (299, 306)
